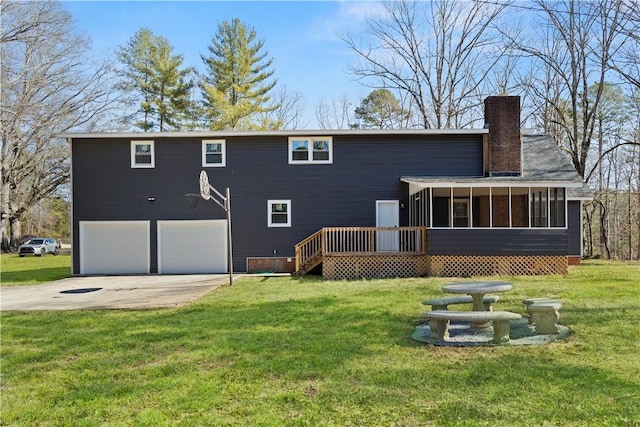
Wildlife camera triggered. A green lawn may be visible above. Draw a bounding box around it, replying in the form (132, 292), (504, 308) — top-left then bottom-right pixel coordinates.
(2, 261), (639, 426)
(1, 253), (72, 286)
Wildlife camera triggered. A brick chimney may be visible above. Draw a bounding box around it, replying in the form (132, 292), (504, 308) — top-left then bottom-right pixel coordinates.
(484, 95), (522, 176)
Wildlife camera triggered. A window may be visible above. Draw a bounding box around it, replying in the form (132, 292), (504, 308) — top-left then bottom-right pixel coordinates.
(202, 139), (226, 167)
(453, 199), (470, 227)
(432, 188), (451, 227)
(312, 140), (330, 161)
(549, 188), (566, 227)
(288, 137), (332, 164)
(131, 140), (154, 168)
(452, 188), (470, 227)
(268, 200), (291, 227)
(530, 188), (549, 227)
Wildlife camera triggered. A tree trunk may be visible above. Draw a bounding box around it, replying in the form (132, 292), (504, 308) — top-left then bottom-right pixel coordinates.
(584, 203), (594, 258)
(629, 177), (633, 261)
(637, 189), (640, 261)
(9, 217), (22, 248)
(0, 190), (9, 252)
(1, 220), (9, 252)
(599, 201), (611, 259)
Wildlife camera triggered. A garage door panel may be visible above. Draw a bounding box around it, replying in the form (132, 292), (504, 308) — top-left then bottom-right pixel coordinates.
(158, 220), (227, 274)
(80, 221), (149, 275)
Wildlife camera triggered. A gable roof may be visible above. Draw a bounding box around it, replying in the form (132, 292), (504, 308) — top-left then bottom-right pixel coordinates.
(521, 132), (581, 182)
(523, 132), (593, 200)
(402, 130), (592, 200)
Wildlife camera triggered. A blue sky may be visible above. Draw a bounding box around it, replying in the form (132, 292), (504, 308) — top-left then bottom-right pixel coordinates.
(63, 1), (384, 127)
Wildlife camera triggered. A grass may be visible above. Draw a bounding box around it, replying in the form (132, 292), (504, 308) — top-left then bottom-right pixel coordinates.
(1, 261), (640, 426)
(1, 253), (72, 286)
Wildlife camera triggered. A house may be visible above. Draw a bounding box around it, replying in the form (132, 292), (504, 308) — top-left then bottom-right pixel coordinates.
(62, 96), (591, 279)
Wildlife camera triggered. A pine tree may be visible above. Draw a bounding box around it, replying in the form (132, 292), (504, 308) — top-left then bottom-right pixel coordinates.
(150, 36), (195, 131)
(117, 28), (156, 131)
(117, 28), (194, 131)
(354, 89), (411, 129)
(200, 18), (278, 130)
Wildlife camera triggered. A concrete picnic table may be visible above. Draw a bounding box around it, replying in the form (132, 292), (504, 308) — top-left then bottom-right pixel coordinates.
(442, 281), (513, 312)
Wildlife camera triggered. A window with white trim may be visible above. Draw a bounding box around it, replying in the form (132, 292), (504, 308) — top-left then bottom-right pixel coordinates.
(131, 140), (155, 168)
(288, 137), (332, 164)
(202, 139), (226, 167)
(268, 200), (291, 227)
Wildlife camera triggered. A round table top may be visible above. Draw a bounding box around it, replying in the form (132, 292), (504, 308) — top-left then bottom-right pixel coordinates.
(442, 281), (513, 294)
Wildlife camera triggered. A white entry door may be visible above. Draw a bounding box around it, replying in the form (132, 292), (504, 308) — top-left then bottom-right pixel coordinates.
(376, 200), (399, 251)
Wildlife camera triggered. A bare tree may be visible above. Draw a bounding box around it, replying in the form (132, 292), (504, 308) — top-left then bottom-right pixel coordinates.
(344, 0), (513, 129)
(506, 0), (626, 178)
(582, 89), (640, 260)
(0, 1), (114, 250)
(260, 86), (308, 130)
(315, 94), (357, 130)
(611, 1), (640, 90)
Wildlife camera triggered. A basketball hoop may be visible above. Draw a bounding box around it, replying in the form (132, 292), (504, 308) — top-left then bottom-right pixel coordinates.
(199, 170), (211, 200)
(193, 170), (234, 286)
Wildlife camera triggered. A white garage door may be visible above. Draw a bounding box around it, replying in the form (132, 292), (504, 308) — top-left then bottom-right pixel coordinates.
(158, 220), (227, 274)
(80, 221), (150, 275)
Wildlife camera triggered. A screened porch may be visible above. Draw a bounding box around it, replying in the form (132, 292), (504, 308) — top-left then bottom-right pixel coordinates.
(404, 181), (573, 229)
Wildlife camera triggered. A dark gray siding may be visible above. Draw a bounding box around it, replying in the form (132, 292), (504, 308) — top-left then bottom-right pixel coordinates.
(567, 201), (582, 256)
(71, 133), (483, 273)
(428, 228), (568, 255)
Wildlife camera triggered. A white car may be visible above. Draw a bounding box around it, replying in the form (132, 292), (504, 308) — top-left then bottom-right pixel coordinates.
(18, 238), (60, 257)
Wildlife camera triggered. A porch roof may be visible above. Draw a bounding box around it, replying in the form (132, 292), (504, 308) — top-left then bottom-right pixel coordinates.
(402, 132), (593, 200)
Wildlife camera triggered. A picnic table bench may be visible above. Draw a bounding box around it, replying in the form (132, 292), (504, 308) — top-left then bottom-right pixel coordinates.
(424, 310), (522, 344)
(522, 298), (563, 334)
(422, 295), (500, 311)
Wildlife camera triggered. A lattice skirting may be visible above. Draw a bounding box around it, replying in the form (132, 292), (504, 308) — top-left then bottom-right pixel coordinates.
(429, 255), (568, 277)
(323, 255), (429, 280)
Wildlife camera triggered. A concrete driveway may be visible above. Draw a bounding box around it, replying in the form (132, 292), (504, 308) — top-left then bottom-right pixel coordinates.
(1, 274), (236, 311)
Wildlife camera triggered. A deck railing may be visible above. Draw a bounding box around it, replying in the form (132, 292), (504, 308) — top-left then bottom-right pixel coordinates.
(295, 226), (427, 274)
(295, 229), (324, 274)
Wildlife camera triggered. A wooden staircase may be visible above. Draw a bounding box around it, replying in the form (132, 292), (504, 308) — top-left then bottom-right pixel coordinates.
(294, 229), (324, 275)
(294, 226), (427, 276)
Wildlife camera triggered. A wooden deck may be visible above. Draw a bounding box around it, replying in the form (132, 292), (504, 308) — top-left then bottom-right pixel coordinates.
(294, 226), (569, 279)
(295, 227), (428, 279)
